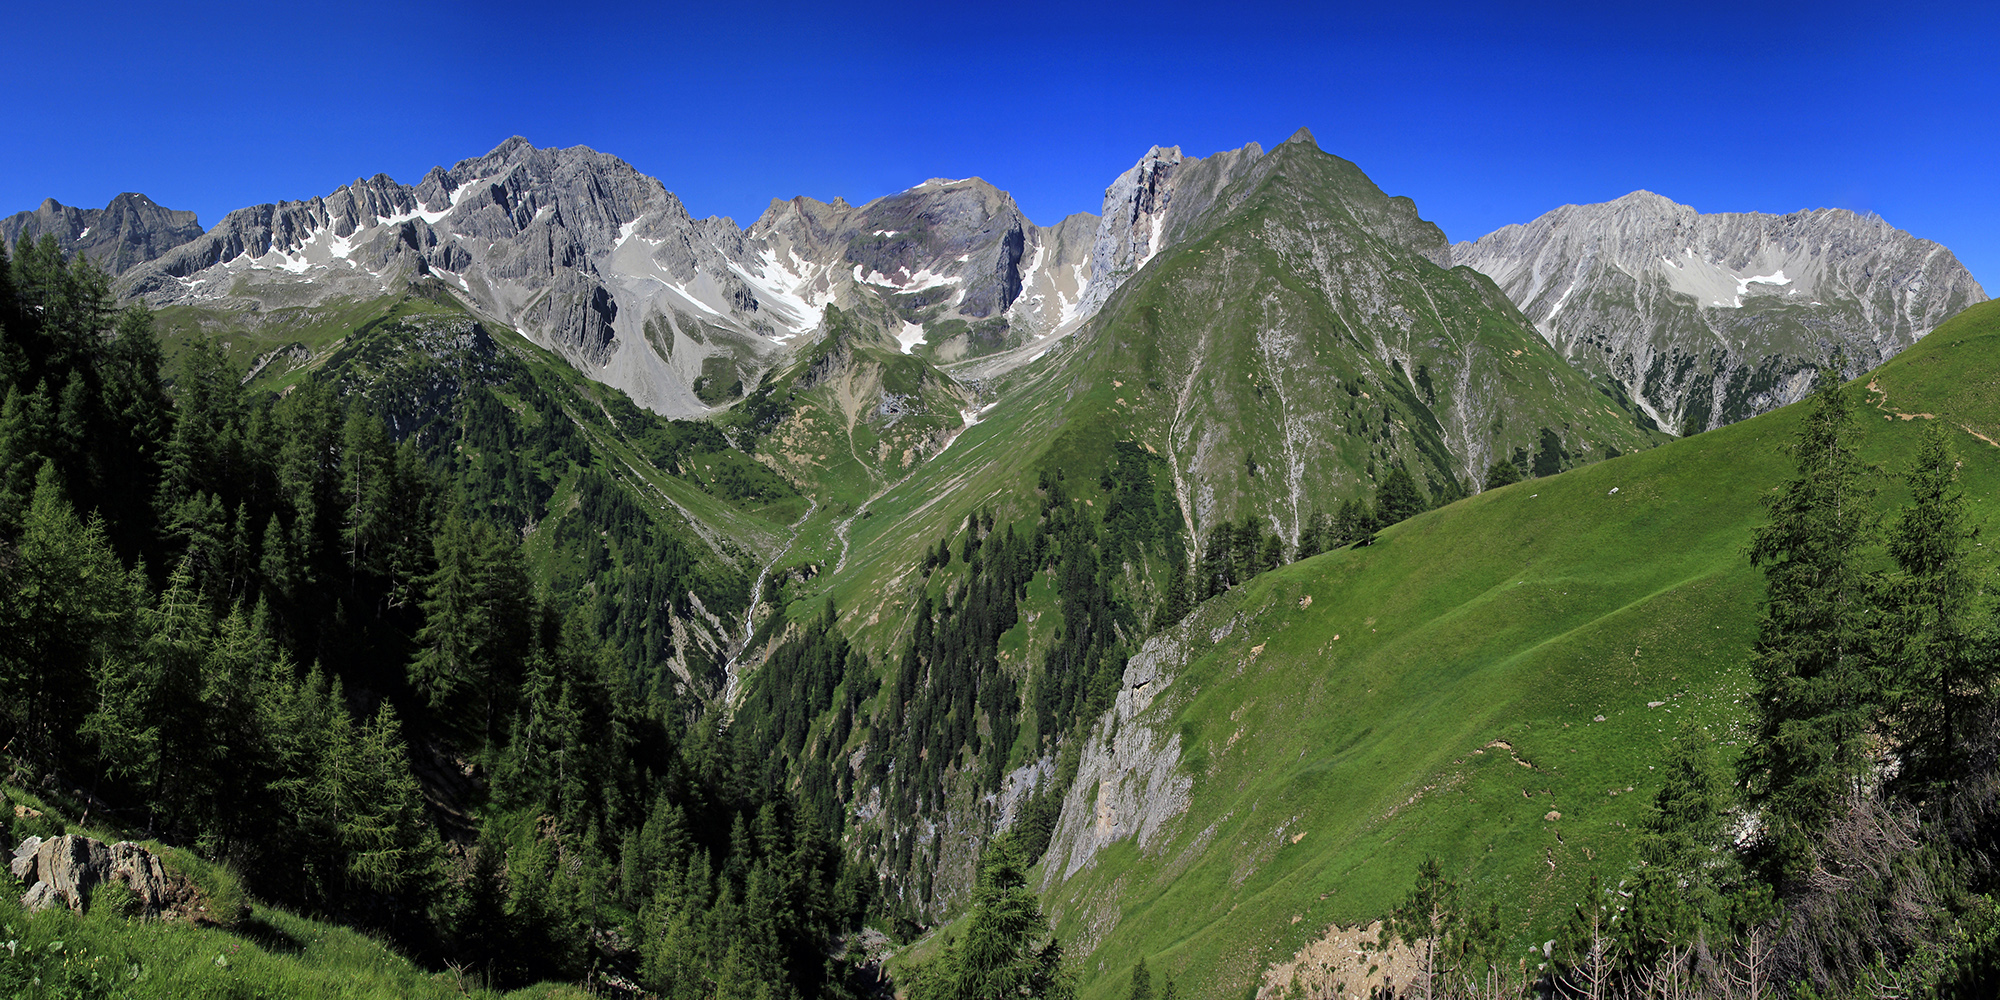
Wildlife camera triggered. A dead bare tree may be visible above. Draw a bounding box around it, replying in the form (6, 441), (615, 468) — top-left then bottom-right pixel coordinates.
(1725, 927), (1770, 1000)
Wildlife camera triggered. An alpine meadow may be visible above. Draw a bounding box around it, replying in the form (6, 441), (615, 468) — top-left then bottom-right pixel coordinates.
(2, 109), (1999, 1000)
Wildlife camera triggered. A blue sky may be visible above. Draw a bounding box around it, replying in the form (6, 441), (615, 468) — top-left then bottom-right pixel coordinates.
(6, 1), (1995, 290)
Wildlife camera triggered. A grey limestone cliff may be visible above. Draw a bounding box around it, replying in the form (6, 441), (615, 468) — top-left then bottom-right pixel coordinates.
(2, 193), (203, 274)
(1452, 190), (1989, 432)
(1076, 138), (1265, 317)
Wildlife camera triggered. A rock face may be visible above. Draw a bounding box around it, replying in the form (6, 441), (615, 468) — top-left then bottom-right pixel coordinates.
(1, 193), (203, 274)
(1045, 624), (1195, 884)
(103, 138), (1184, 417)
(11, 834), (193, 918)
(1452, 190), (1989, 432)
(1076, 139), (1265, 317)
(746, 174), (1098, 363)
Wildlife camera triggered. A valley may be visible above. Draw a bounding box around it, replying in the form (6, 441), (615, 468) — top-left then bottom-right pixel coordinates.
(0, 127), (1994, 1000)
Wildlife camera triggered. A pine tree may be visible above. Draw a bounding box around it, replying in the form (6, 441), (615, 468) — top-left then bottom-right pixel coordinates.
(343, 701), (444, 921)
(1128, 957), (1153, 1000)
(1148, 568), (1193, 633)
(340, 409), (395, 580)
(1298, 507), (1328, 559)
(1740, 373), (1879, 881)
(0, 464), (136, 768)
(411, 513), (532, 729)
(1390, 856), (1457, 1000)
(1625, 723), (1733, 969)
(0, 383), (56, 533)
(82, 557), (210, 832)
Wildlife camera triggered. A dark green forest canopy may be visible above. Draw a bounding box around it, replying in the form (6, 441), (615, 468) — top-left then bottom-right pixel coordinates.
(0, 239), (866, 997)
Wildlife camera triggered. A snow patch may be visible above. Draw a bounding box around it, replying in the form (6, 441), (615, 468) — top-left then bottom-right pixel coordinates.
(897, 322), (927, 354)
(1139, 211), (1167, 269)
(1734, 270), (1792, 299)
(1059, 263), (1092, 325)
(377, 203), (451, 226)
(726, 246), (833, 334)
(934, 402), (998, 457)
(1544, 282), (1578, 322)
(858, 266), (958, 292)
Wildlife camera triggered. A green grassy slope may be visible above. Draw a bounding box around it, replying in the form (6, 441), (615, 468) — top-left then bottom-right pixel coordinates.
(0, 785), (584, 1000)
(0, 896), (585, 1000)
(1041, 299), (2000, 999)
(773, 134), (1677, 659)
(1054, 134), (1665, 543)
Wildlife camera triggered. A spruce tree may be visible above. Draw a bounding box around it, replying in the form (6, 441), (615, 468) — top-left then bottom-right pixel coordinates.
(1625, 722), (1734, 966)
(1375, 465), (1428, 527)
(1483, 457), (1522, 491)
(1128, 957), (1153, 1000)
(0, 464), (135, 767)
(1882, 421), (1992, 804)
(1298, 507), (1328, 558)
(908, 841), (1073, 1000)
(1740, 373), (1878, 881)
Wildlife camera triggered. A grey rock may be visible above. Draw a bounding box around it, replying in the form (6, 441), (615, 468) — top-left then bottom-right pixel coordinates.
(1, 193), (203, 274)
(1077, 138), (1266, 317)
(526, 272), (619, 368)
(11, 834), (188, 918)
(1452, 190), (1989, 431)
(9, 835), (42, 881)
(1044, 625), (1197, 885)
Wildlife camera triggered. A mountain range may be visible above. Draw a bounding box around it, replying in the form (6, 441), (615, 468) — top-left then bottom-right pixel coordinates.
(3, 129), (1994, 1000)
(11, 132), (1978, 433)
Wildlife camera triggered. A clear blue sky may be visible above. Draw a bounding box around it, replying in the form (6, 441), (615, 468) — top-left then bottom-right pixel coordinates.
(6, 1), (1995, 291)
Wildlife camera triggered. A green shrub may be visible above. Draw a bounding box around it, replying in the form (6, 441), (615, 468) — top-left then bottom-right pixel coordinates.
(89, 880), (140, 919)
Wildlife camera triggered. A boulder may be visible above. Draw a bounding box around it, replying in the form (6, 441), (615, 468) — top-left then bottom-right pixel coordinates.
(11, 834), (192, 918)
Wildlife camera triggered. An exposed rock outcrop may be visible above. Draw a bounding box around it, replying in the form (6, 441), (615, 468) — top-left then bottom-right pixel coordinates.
(1044, 624), (1197, 885)
(11, 834), (197, 919)
(1077, 139), (1265, 317)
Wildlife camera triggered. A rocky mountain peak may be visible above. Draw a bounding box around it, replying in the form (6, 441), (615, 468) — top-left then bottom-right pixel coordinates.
(2, 192), (204, 275)
(1226, 139), (1451, 267)
(1452, 191), (1989, 431)
(1076, 141), (1262, 316)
